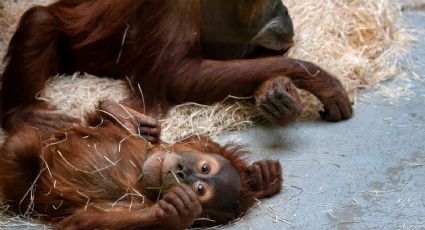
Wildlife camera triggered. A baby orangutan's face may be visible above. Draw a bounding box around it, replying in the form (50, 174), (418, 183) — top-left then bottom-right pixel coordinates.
(142, 151), (242, 214)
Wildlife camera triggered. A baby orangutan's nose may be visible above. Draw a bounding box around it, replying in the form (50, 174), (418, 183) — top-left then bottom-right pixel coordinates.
(168, 163), (195, 185)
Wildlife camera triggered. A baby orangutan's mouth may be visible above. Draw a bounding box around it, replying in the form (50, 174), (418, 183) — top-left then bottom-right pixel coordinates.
(157, 155), (166, 185)
(142, 152), (166, 188)
(142, 151), (182, 190)
(160, 153), (183, 187)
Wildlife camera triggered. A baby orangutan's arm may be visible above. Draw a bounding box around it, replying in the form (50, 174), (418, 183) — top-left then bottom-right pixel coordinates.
(245, 160), (282, 198)
(56, 184), (201, 230)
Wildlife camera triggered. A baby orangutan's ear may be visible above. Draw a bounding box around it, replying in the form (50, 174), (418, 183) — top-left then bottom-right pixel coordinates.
(245, 160), (283, 199)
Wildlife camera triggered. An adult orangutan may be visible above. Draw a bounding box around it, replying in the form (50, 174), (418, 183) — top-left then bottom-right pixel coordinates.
(0, 100), (282, 229)
(1, 0), (352, 131)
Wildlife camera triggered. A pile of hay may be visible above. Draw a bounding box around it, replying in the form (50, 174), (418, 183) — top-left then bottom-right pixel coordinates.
(0, 0), (413, 144)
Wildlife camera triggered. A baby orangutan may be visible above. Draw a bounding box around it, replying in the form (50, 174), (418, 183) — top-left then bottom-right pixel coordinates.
(0, 100), (282, 230)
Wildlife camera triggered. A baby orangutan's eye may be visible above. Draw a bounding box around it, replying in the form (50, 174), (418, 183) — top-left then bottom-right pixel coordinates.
(197, 183), (206, 195)
(201, 163), (210, 174)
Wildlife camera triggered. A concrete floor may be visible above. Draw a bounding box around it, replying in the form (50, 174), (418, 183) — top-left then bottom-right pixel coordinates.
(219, 11), (425, 230)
